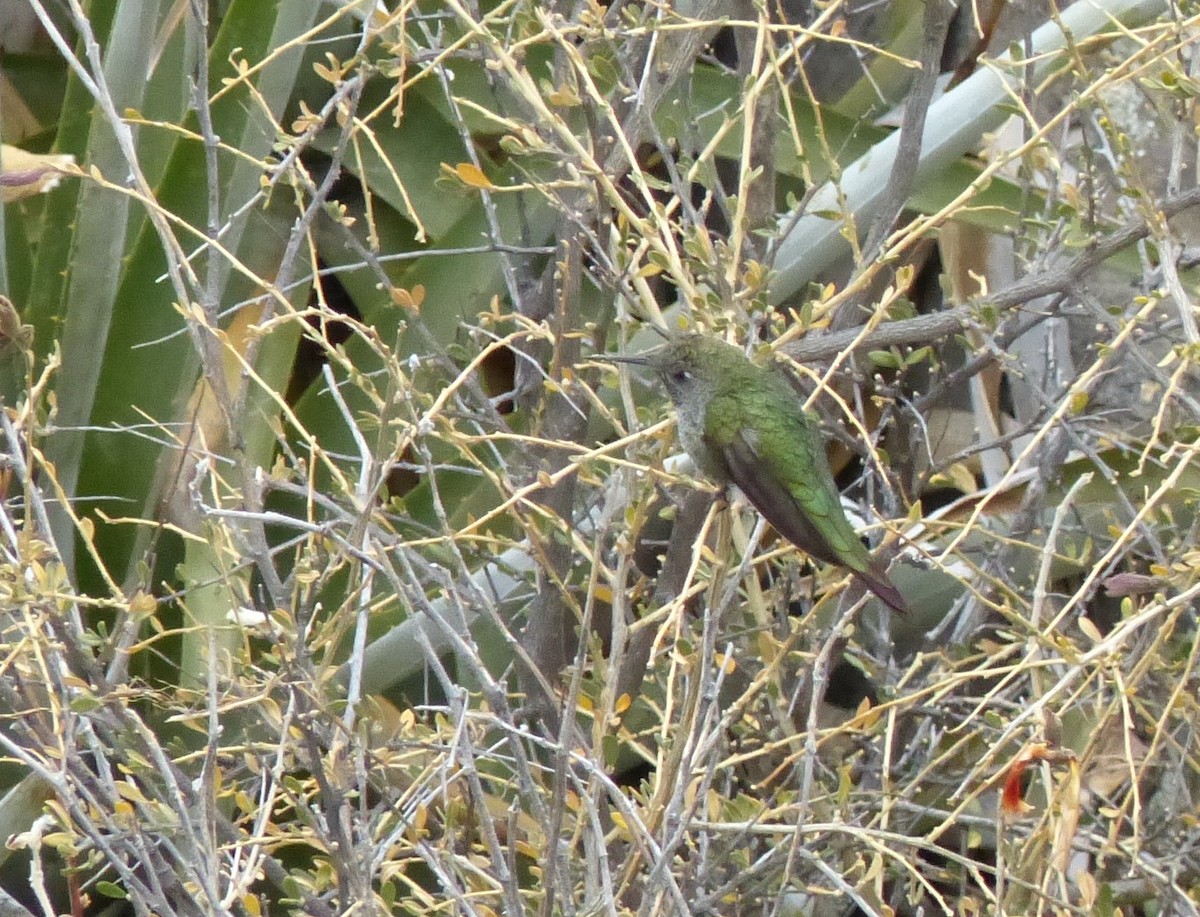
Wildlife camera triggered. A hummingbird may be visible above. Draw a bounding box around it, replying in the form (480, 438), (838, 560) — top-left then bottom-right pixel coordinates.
(606, 334), (907, 614)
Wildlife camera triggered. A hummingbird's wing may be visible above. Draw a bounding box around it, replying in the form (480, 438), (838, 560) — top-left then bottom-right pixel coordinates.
(717, 425), (864, 569)
(713, 413), (908, 615)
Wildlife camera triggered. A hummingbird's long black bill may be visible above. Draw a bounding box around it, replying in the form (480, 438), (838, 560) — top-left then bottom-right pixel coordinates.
(593, 352), (652, 366)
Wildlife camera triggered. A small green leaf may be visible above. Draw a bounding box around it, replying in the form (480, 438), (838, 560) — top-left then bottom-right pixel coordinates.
(601, 734), (621, 767)
(69, 694), (102, 714)
(96, 882), (127, 900)
(904, 345), (932, 367)
(868, 349), (901, 369)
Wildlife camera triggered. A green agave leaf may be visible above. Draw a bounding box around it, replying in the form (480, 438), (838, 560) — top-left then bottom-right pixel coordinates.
(673, 62), (1028, 239)
(821, 0), (925, 120)
(768, 0), (1168, 303)
(288, 172), (558, 500)
(37, 0), (324, 588)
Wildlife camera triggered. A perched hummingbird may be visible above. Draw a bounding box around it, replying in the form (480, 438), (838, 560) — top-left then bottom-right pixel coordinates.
(607, 334), (907, 614)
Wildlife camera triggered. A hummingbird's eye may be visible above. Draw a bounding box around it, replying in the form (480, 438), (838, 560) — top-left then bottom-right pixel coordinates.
(669, 370), (691, 385)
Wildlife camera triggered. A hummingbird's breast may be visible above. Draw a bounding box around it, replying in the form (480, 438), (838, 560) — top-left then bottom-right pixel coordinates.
(674, 400), (728, 483)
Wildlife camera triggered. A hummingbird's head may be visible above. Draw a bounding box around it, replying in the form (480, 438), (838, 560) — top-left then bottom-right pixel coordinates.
(605, 334), (748, 408)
